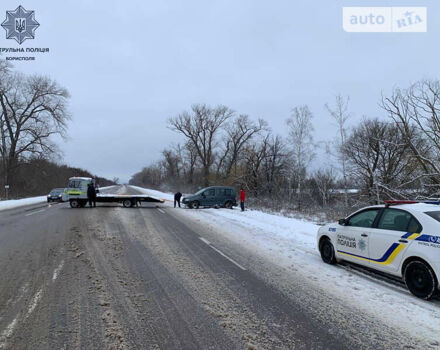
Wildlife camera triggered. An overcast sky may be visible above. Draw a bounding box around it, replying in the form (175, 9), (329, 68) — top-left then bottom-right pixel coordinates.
(1, 0), (439, 183)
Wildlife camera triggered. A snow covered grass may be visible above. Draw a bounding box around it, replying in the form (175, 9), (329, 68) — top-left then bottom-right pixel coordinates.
(130, 185), (440, 344)
(0, 196), (47, 211)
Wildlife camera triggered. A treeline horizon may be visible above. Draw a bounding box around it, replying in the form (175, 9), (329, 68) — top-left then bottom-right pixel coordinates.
(1, 158), (115, 199)
(129, 79), (440, 219)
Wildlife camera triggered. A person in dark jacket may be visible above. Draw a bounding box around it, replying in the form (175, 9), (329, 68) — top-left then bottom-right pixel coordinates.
(174, 192), (182, 208)
(87, 183), (97, 208)
(240, 187), (246, 212)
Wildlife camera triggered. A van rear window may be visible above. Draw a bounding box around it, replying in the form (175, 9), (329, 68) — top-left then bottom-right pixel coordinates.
(425, 211), (440, 222)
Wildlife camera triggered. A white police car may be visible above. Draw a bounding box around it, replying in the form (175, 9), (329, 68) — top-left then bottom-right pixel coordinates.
(317, 201), (440, 299)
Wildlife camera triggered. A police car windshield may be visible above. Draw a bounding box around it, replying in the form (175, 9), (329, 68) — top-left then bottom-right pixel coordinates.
(425, 211), (440, 222)
(194, 188), (206, 196)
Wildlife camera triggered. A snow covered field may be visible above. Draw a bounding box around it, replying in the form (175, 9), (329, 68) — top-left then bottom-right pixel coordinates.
(132, 185), (440, 345)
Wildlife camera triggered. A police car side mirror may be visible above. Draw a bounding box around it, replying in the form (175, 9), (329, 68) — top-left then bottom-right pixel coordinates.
(338, 218), (348, 226)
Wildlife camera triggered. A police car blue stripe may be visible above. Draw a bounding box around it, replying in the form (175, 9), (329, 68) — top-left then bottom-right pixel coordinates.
(415, 234), (440, 244)
(338, 243), (401, 263)
(401, 232), (413, 239)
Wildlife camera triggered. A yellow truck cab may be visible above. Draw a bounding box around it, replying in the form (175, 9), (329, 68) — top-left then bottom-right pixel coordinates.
(63, 177), (95, 207)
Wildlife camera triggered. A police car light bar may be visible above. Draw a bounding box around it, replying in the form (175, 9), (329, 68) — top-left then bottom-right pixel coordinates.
(384, 200), (440, 206)
(384, 200), (418, 205)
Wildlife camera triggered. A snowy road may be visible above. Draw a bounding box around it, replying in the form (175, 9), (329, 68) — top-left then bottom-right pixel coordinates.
(0, 186), (439, 349)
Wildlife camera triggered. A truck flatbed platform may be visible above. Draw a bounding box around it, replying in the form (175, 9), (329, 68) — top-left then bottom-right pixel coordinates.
(69, 193), (164, 208)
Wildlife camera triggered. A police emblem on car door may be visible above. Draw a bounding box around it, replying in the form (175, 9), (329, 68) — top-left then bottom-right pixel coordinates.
(336, 208), (381, 265)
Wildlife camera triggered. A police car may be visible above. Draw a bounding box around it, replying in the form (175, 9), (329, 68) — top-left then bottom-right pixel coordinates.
(317, 201), (440, 299)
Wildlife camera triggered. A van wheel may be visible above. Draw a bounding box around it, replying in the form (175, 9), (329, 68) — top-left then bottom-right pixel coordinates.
(70, 199), (80, 208)
(225, 201), (233, 209)
(123, 199), (133, 208)
(404, 260), (438, 299)
(193, 201), (200, 209)
(319, 238), (336, 264)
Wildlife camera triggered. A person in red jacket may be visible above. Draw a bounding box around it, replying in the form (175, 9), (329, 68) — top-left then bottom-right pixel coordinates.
(240, 186), (246, 212)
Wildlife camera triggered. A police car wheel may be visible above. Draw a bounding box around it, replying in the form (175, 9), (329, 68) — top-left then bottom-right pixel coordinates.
(404, 260), (437, 300)
(193, 201), (200, 209)
(225, 201), (232, 209)
(320, 238), (336, 265)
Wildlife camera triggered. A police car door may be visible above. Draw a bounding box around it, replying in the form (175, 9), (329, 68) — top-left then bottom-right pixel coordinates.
(368, 208), (422, 274)
(335, 208), (381, 266)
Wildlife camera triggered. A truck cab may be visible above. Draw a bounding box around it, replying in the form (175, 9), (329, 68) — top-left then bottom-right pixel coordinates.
(63, 177), (94, 205)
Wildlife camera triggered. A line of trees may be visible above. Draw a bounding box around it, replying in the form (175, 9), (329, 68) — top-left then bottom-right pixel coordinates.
(130, 79), (440, 218)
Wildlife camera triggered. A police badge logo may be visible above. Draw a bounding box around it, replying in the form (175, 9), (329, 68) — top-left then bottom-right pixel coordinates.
(359, 238), (367, 251)
(1, 6), (39, 45)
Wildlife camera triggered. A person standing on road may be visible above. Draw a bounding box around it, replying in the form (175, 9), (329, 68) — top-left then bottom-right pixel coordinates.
(174, 192), (182, 208)
(240, 186), (246, 212)
(87, 183), (97, 208)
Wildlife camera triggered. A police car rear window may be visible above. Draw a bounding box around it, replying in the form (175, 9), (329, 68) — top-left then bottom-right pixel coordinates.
(425, 211), (440, 223)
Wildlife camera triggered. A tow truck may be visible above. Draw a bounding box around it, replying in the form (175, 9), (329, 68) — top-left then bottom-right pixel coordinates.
(63, 177), (164, 208)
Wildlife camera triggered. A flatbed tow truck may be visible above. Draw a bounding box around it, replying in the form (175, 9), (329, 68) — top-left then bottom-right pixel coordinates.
(63, 177), (164, 208)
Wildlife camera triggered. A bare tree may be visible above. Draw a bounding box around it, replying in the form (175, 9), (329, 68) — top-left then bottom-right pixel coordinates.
(343, 118), (418, 202)
(168, 104), (233, 186)
(161, 147), (181, 182)
(286, 105), (315, 209)
(183, 141), (198, 186)
(262, 135), (290, 196)
(0, 71), (70, 188)
(382, 80), (440, 195)
(312, 168), (335, 207)
(112, 177), (120, 185)
(242, 132), (272, 196)
(325, 94), (350, 209)
(217, 115), (267, 179)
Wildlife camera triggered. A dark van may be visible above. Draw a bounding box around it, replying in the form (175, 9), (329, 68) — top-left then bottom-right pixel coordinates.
(182, 186), (237, 209)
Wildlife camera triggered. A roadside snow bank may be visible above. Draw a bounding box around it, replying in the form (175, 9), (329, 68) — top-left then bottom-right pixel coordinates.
(128, 185), (440, 344)
(0, 196), (47, 211)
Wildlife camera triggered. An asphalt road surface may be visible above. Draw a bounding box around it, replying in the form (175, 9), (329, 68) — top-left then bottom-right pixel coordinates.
(0, 186), (431, 349)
